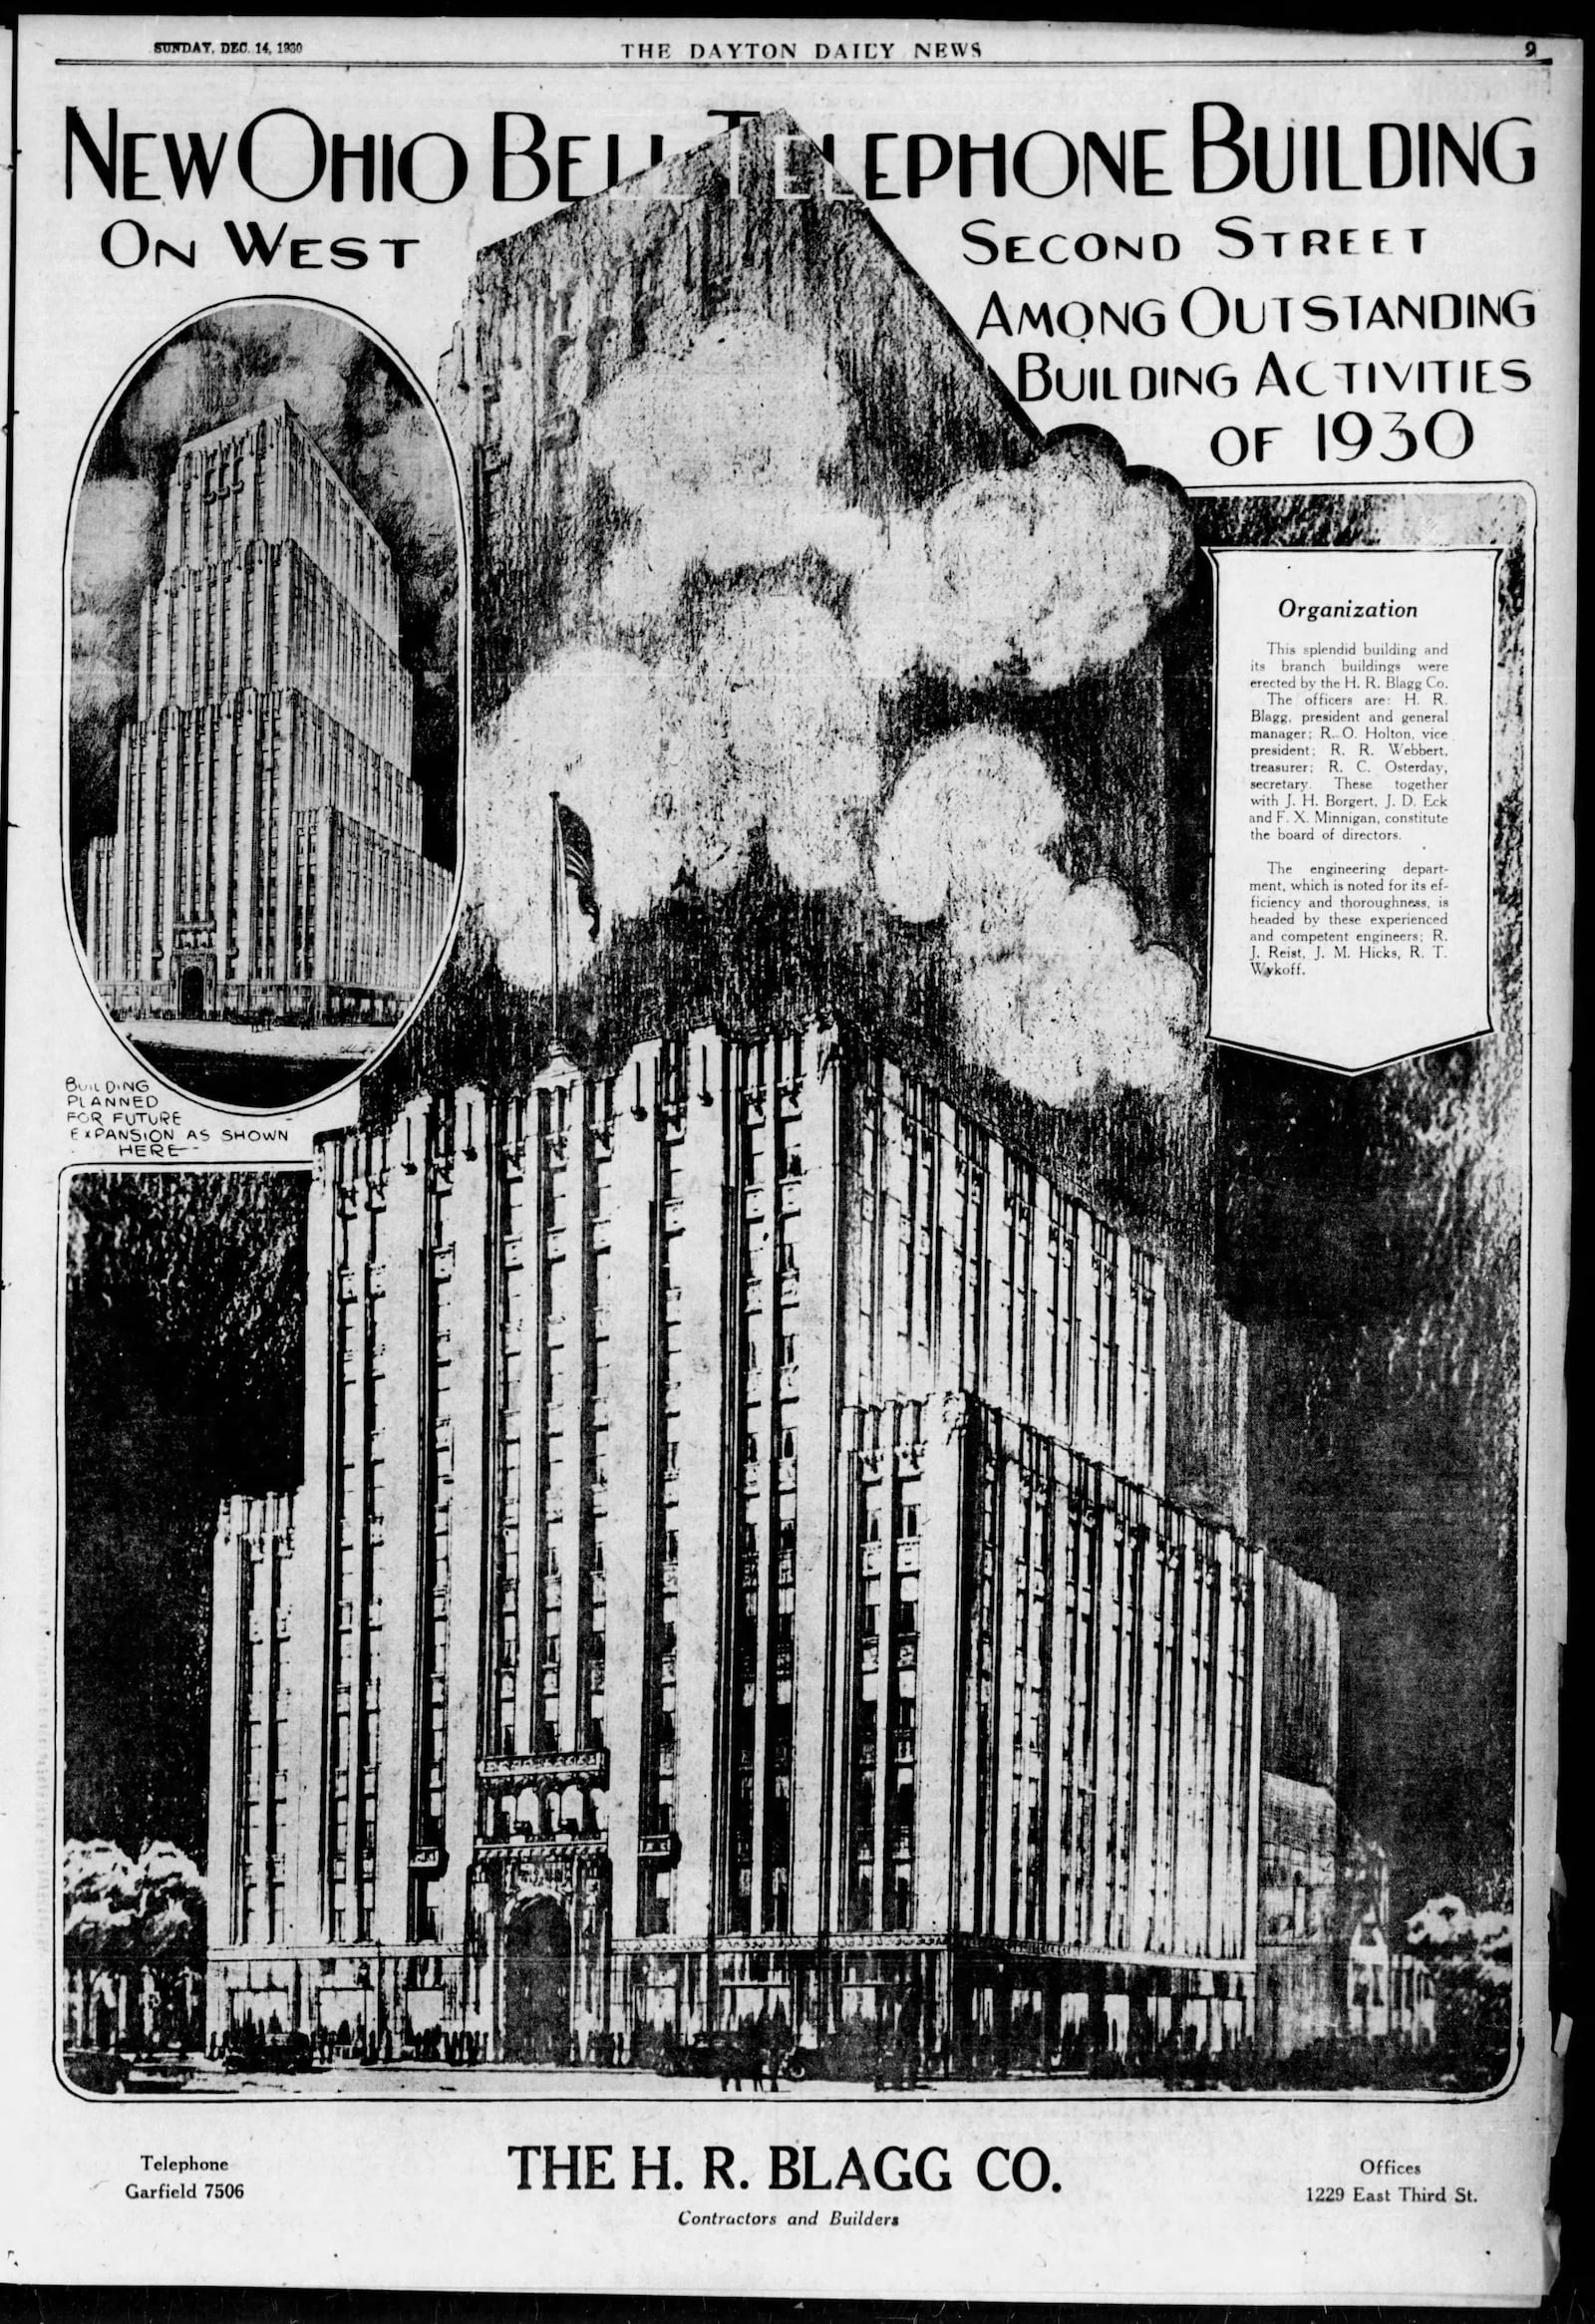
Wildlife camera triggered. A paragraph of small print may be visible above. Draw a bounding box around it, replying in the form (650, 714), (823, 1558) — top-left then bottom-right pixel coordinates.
(1207, 545), (1496, 1071)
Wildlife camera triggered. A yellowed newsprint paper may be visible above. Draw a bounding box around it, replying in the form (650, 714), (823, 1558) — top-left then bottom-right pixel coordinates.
(0, 15), (1577, 2301)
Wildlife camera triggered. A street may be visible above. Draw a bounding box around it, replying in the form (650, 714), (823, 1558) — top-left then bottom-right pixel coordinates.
(78, 2057), (1120, 2101)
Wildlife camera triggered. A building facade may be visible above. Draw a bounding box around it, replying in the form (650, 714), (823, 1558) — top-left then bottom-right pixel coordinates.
(85, 402), (451, 1027)
(1340, 1839), (1437, 2051)
(1257, 1562), (1343, 2057)
(205, 1024), (1330, 2068)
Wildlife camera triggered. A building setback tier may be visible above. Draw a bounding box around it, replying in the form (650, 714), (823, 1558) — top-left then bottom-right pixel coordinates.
(142, 538), (412, 772)
(162, 401), (403, 646)
(206, 1027), (1311, 2063)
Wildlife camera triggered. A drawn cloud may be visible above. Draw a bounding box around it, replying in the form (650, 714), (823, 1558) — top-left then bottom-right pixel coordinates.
(71, 475), (160, 717)
(854, 433), (1193, 692)
(474, 645), (680, 985)
(119, 307), (354, 455)
(875, 728), (1197, 1104)
(586, 317), (878, 635)
(667, 593), (877, 893)
(482, 314), (1199, 1103)
(473, 600), (877, 986)
(582, 323), (1191, 695)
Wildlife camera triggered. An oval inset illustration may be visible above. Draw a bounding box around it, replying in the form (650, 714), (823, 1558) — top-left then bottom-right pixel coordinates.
(67, 298), (463, 1110)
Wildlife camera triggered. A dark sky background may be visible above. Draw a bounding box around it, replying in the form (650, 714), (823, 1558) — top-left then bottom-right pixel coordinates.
(68, 301), (461, 937)
(64, 1173), (308, 1866)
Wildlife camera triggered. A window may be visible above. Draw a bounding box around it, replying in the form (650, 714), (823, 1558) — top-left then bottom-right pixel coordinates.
(644, 1871), (672, 1936)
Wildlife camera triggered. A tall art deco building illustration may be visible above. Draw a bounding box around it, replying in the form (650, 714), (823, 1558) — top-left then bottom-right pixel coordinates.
(206, 119), (1339, 2066)
(207, 1025), (1336, 2063)
(85, 403), (451, 1027)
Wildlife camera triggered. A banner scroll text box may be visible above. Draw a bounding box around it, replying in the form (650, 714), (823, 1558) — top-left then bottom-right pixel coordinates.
(1207, 546), (1495, 1073)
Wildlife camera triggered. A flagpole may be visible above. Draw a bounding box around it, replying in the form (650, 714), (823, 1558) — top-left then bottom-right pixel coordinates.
(549, 789), (562, 1054)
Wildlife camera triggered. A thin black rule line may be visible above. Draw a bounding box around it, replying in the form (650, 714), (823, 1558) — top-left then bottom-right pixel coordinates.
(52, 55), (1551, 68)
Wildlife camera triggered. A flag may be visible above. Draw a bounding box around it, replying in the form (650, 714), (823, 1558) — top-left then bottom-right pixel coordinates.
(556, 801), (601, 939)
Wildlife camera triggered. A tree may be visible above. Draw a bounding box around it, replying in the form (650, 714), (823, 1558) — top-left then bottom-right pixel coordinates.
(1405, 1893), (1513, 2066)
(132, 1840), (206, 1968)
(62, 1839), (205, 1974)
(61, 1838), (139, 1970)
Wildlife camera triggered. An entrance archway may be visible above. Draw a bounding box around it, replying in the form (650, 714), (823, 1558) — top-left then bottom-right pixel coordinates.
(502, 1894), (570, 2064)
(179, 966), (206, 1019)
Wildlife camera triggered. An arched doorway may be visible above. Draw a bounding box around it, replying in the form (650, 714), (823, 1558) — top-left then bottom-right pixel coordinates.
(179, 965), (206, 1019)
(502, 1895), (570, 2064)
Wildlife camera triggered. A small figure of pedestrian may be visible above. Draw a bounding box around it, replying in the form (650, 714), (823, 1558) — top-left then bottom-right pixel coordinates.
(718, 2023), (743, 2093)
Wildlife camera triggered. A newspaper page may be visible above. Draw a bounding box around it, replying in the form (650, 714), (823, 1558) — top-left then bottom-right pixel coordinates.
(0, 16), (1578, 2302)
